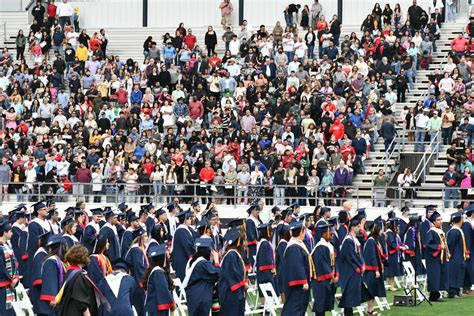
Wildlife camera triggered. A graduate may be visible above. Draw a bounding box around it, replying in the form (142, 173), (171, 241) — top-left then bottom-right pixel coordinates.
(26, 201), (52, 288)
(403, 217), (425, 274)
(82, 208), (103, 254)
(462, 206), (474, 293)
(425, 210), (448, 302)
(147, 224), (164, 254)
(73, 208), (86, 242)
(301, 214), (316, 251)
(338, 214), (369, 316)
(218, 227), (248, 316)
(98, 258), (137, 316)
(204, 209), (223, 253)
(328, 216), (340, 267)
(30, 232), (50, 315)
(386, 217), (406, 291)
(337, 210), (350, 241)
(356, 208), (368, 249)
(61, 216), (79, 250)
(120, 212), (141, 258)
(144, 203), (158, 236)
(255, 223), (276, 294)
(314, 207), (331, 243)
(310, 222), (337, 316)
(0, 217), (20, 316)
(98, 209), (121, 262)
(116, 211), (127, 242)
(143, 244), (175, 316)
(125, 227), (149, 315)
(56, 245), (102, 316)
(10, 208), (27, 278)
(275, 224), (290, 297)
(273, 208), (292, 247)
(281, 219), (315, 316)
(420, 205), (436, 258)
(446, 211), (467, 298)
(171, 210), (196, 281)
(363, 217), (386, 315)
(268, 206), (281, 228)
(246, 204), (262, 270)
(398, 206), (410, 237)
(87, 237), (112, 286)
(190, 200), (202, 221)
(182, 238), (221, 316)
(48, 208), (62, 235)
(38, 234), (66, 316)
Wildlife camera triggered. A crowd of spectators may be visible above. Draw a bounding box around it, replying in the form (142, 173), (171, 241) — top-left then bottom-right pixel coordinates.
(0, 0), (463, 208)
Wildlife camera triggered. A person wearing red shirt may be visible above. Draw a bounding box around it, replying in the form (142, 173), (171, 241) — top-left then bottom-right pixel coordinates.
(89, 33), (103, 52)
(183, 29), (197, 50)
(142, 159), (154, 175)
(115, 85), (128, 105)
(47, 1), (57, 25)
(340, 139), (356, 161)
(199, 161), (215, 183)
(329, 118), (345, 140)
(208, 53), (222, 68)
(321, 96), (336, 112)
(451, 33), (468, 56)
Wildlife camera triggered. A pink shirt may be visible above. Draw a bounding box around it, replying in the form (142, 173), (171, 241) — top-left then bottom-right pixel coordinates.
(219, 1), (233, 16)
(461, 174), (471, 188)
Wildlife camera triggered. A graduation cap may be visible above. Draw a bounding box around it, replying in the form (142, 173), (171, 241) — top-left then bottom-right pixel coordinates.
(64, 206), (76, 217)
(356, 208), (366, 219)
(194, 238), (212, 250)
(224, 227), (241, 246)
(39, 231), (51, 245)
(350, 216), (361, 227)
(46, 198), (56, 207)
(203, 208), (218, 219)
(425, 205), (437, 213)
(289, 219), (304, 232)
(103, 206), (113, 213)
(14, 210), (26, 219)
(328, 216), (338, 226)
(257, 222), (271, 233)
(61, 216), (75, 229)
(128, 212), (139, 223)
(374, 215), (384, 227)
(117, 202), (128, 211)
(451, 211), (463, 222)
(246, 204), (260, 215)
(47, 209), (58, 220)
(46, 234), (63, 248)
(91, 208), (103, 216)
(387, 210), (396, 220)
(190, 200), (200, 207)
(148, 244), (167, 258)
(271, 206), (281, 214)
(465, 204), (474, 217)
(338, 210), (349, 223)
(281, 208), (293, 218)
(177, 210), (195, 222)
(292, 203), (300, 209)
(0, 218), (11, 233)
(156, 208), (167, 217)
(73, 208), (84, 219)
(298, 213), (314, 222)
(317, 221), (332, 233)
(166, 203), (175, 211)
(105, 209), (117, 221)
(401, 206), (410, 214)
(117, 211), (126, 220)
(146, 203), (156, 212)
(112, 258), (130, 271)
(132, 227), (146, 240)
(16, 203), (27, 211)
(196, 219), (211, 231)
(429, 211), (441, 223)
(32, 201), (47, 214)
(280, 224), (290, 236)
(320, 207), (331, 216)
(139, 208), (148, 217)
(227, 218), (245, 228)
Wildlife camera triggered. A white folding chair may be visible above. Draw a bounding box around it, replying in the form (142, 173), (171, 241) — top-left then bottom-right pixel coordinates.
(173, 278), (187, 302)
(259, 283), (283, 316)
(374, 296), (391, 311)
(331, 293), (344, 316)
(402, 261), (416, 288)
(245, 300), (265, 315)
(12, 283), (34, 316)
(172, 290), (188, 316)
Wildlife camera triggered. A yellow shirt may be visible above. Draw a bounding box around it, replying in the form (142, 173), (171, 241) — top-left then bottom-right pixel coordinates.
(76, 46), (89, 61)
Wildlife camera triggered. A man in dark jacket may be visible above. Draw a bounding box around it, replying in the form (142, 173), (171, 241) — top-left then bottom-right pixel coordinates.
(380, 118), (397, 153)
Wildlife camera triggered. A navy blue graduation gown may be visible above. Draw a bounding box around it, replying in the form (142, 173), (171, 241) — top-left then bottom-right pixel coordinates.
(98, 224), (121, 262)
(398, 218), (408, 237)
(82, 223), (100, 254)
(86, 254), (109, 286)
(403, 226), (424, 274)
(61, 234), (78, 250)
(0, 243), (19, 316)
(256, 239), (276, 289)
(273, 222), (286, 247)
(338, 235), (366, 308)
(98, 271), (136, 316)
(246, 218), (259, 269)
(363, 237), (386, 298)
(310, 240), (335, 313)
(303, 230), (315, 251)
(26, 219), (50, 288)
(275, 239), (287, 296)
(74, 223), (84, 242)
(125, 245), (148, 315)
(185, 259), (221, 316)
(171, 226), (195, 281)
(218, 249), (247, 316)
(338, 224), (348, 242)
(313, 219), (328, 244)
(462, 220), (474, 288)
(11, 224), (25, 278)
(146, 216), (157, 236)
(120, 229), (134, 258)
(19, 228), (30, 286)
(420, 219), (432, 258)
(425, 228), (448, 292)
(39, 256), (65, 315)
(447, 227), (467, 289)
(281, 240), (312, 316)
(386, 230), (402, 277)
(30, 248), (47, 314)
(144, 267), (175, 316)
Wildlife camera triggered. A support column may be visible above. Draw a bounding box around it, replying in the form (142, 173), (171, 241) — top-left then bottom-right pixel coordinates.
(338, 0), (343, 23)
(239, 0), (244, 25)
(143, 0), (148, 27)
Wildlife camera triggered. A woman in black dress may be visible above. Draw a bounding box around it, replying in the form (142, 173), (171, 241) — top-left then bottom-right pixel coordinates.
(300, 5), (310, 30)
(205, 26), (217, 56)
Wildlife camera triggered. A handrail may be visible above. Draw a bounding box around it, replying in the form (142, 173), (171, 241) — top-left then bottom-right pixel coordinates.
(24, 0), (35, 11)
(370, 130), (400, 180)
(413, 130), (440, 183)
(2, 22), (6, 43)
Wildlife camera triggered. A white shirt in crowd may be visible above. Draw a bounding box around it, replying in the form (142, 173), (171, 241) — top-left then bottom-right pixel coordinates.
(415, 113), (430, 129)
(56, 1), (75, 17)
(229, 39), (240, 56)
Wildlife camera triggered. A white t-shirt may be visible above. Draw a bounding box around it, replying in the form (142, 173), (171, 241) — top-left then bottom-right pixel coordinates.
(56, 2), (75, 17)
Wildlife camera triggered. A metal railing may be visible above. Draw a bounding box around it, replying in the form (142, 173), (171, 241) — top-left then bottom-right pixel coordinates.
(413, 130), (441, 183)
(0, 181), (468, 212)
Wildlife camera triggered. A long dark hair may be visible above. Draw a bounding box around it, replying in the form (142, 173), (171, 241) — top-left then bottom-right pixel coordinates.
(189, 247), (211, 266)
(141, 255), (174, 291)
